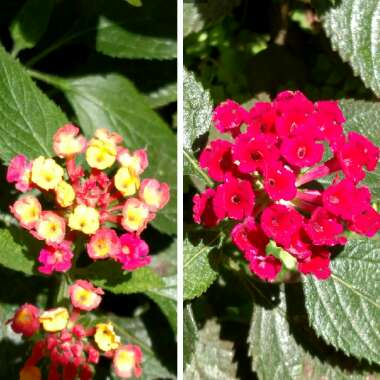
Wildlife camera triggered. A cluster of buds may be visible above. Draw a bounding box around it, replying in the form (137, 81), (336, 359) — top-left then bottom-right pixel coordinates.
(10, 280), (142, 380)
(193, 91), (380, 281)
(7, 125), (170, 275)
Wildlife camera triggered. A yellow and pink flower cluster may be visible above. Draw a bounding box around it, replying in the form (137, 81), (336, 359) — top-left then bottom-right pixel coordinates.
(10, 279), (142, 379)
(6, 124), (170, 275)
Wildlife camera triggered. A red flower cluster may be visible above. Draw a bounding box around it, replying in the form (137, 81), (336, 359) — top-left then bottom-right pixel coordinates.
(193, 91), (380, 281)
(6, 125), (170, 275)
(10, 280), (142, 380)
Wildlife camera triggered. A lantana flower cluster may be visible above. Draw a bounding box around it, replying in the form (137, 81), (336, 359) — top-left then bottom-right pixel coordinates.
(9, 279), (142, 380)
(193, 91), (380, 281)
(7, 125), (170, 275)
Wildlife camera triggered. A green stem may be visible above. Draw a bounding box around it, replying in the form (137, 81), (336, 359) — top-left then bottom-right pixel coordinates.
(183, 150), (214, 188)
(27, 69), (71, 91)
(53, 274), (69, 306)
(11, 46), (21, 59)
(25, 21), (84, 67)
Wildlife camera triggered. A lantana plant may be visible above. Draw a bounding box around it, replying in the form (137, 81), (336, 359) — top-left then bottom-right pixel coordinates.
(193, 90), (380, 281)
(5, 125), (170, 379)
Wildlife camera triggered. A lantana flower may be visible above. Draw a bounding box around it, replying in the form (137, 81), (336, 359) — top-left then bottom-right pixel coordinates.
(6, 125), (170, 275)
(69, 280), (104, 311)
(113, 345), (143, 378)
(193, 90), (380, 281)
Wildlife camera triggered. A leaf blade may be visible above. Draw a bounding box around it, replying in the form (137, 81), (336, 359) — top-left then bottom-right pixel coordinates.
(74, 261), (164, 295)
(183, 69), (214, 186)
(318, 0), (380, 96)
(96, 0), (177, 60)
(249, 286), (375, 379)
(184, 0), (241, 37)
(0, 227), (42, 275)
(184, 319), (238, 379)
(184, 237), (219, 300)
(303, 237), (380, 364)
(0, 45), (67, 163)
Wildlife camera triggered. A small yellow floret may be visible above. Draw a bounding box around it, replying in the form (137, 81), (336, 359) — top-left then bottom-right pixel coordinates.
(114, 167), (140, 196)
(73, 287), (98, 309)
(19, 366), (42, 380)
(142, 187), (161, 209)
(94, 322), (121, 352)
(114, 349), (136, 375)
(39, 307), (69, 332)
(122, 201), (149, 233)
(86, 139), (117, 170)
(36, 212), (65, 244)
(93, 239), (111, 258)
(12, 196), (41, 228)
(68, 205), (100, 235)
(56, 181), (75, 207)
(31, 156), (64, 190)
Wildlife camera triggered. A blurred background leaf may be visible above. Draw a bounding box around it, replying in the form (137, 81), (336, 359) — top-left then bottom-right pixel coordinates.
(10, 0), (55, 56)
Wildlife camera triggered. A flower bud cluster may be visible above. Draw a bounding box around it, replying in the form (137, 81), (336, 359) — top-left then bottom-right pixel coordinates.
(10, 280), (142, 380)
(193, 91), (380, 280)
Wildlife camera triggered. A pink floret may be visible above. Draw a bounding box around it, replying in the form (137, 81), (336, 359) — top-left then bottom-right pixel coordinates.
(199, 140), (239, 182)
(193, 188), (220, 228)
(304, 207), (346, 246)
(6, 154), (32, 192)
(212, 99), (248, 136)
(116, 233), (151, 271)
(213, 174), (255, 220)
(263, 161), (297, 201)
(38, 241), (74, 275)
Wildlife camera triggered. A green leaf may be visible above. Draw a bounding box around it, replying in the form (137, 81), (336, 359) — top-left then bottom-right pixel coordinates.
(249, 286), (374, 380)
(74, 261), (164, 295)
(150, 238), (177, 277)
(146, 240), (176, 331)
(184, 237), (219, 300)
(184, 0), (241, 37)
(96, 0), (176, 60)
(317, 0), (380, 96)
(303, 237), (380, 364)
(0, 227), (42, 275)
(184, 303), (198, 366)
(0, 45), (67, 163)
(183, 69), (213, 187)
(339, 99), (380, 199)
(125, 0), (143, 6)
(145, 82), (177, 109)
(63, 73), (176, 234)
(10, 0), (54, 55)
(184, 319), (238, 379)
(146, 275), (176, 332)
